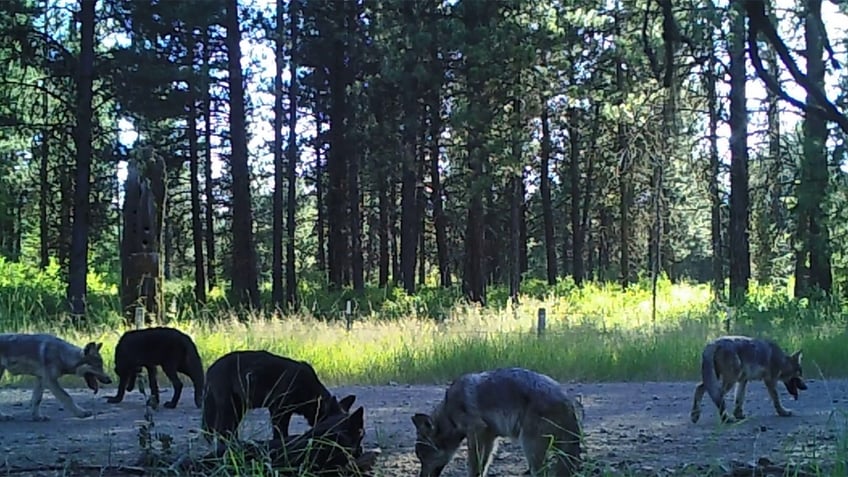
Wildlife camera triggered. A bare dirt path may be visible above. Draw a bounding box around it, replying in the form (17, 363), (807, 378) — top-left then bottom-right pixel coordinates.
(0, 379), (846, 476)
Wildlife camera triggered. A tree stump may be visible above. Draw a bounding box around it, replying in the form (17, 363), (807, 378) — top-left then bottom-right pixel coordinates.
(120, 150), (166, 325)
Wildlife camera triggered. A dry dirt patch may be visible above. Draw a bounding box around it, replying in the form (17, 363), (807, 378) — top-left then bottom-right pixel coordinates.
(0, 379), (845, 476)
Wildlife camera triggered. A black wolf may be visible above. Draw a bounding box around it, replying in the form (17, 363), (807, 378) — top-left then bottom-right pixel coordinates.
(201, 350), (356, 441)
(106, 327), (205, 409)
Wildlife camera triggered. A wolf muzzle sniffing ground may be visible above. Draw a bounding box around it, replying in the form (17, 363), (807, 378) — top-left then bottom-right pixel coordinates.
(0, 333), (112, 420)
(200, 350), (356, 442)
(106, 326), (205, 409)
(412, 367), (583, 477)
(690, 335), (808, 424)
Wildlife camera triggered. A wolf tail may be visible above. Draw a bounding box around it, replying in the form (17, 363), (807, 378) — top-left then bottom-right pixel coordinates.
(700, 342), (723, 409)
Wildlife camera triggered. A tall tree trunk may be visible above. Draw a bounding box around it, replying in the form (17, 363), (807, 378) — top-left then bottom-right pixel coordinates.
(285, 0), (299, 309)
(706, 27), (724, 299)
(349, 138), (363, 292)
(390, 180), (400, 285)
(203, 28), (217, 289)
(615, 6), (632, 288)
(67, 0), (96, 316)
(271, 0), (285, 310)
(327, 25), (349, 290)
(59, 163), (71, 271)
(509, 98), (523, 302)
(539, 96), (557, 285)
(429, 92), (450, 288)
(188, 78), (206, 304)
(378, 169), (389, 288)
(754, 45), (781, 285)
(568, 109), (584, 286)
(39, 124), (49, 270)
(728, 1), (750, 303)
(400, 140), (418, 294)
(315, 132), (326, 276)
(226, 0), (260, 308)
(519, 173), (528, 274)
(796, 0), (832, 296)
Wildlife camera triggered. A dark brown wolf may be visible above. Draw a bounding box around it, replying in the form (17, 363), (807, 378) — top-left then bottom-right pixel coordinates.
(106, 327), (205, 409)
(691, 335), (807, 423)
(201, 350), (356, 441)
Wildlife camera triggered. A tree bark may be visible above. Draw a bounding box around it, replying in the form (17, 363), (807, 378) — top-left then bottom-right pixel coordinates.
(272, 0), (285, 310)
(539, 96), (558, 285)
(285, 0), (300, 309)
(796, 0), (832, 296)
(203, 28), (217, 289)
(728, 1), (750, 303)
(67, 0), (96, 316)
(326, 14), (349, 290)
(706, 25), (724, 299)
(568, 109), (584, 286)
(226, 0), (260, 308)
(188, 73), (206, 305)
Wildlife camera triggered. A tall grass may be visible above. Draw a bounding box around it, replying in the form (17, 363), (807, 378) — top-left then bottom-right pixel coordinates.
(2, 258), (847, 387)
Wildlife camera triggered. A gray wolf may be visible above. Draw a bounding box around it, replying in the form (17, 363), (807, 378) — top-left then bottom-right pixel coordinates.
(0, 333), (112, 420)
(201, 350), (356, 441)
(106, 326), (204, 409)
(412, 367), (582, 477)
(690, 335), (807, 423)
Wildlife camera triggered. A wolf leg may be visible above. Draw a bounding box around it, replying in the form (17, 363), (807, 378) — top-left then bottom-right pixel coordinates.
(44, 377), (92, 418)
(523, 415), (581, 477)
(145, 365), (161, 409)
(161, 363), (184, 409)
(765, 380), (792, 417)
(717, 380), (735, 422)
(0, 366), (9, 420)
(732, 380), (748, 420)
(465, 427), (497, 477)
(30, 376), (48, 421)
(690, 383), (706, 423)
(107, 372), (131, 404)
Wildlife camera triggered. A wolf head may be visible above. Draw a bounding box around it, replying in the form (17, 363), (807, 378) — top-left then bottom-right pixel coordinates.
(411, 411), (465, 477)
(76, 342), (113, 393)
(780, 350), (808, 400)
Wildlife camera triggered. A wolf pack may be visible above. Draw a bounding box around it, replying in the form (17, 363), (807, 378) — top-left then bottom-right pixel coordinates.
(0, 328), (807, 476)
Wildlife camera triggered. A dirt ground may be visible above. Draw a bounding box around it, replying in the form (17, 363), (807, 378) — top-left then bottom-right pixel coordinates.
(0, 378), (846, 476)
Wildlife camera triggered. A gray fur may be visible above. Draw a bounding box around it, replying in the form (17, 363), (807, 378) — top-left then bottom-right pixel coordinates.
(691, 335), (806, 424)
(412, 367), (582, 477)
(0, 333), (112, 420)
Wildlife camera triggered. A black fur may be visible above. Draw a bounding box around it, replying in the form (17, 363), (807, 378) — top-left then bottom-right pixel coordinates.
(201, 350), (355, 441)
(107, 327), (205, 409)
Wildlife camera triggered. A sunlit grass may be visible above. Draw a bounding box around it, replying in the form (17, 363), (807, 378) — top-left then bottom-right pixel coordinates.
(3, 279), (847, 390)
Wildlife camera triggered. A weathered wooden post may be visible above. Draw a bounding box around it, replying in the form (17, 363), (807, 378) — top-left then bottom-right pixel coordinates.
(120, 148), (166, 325)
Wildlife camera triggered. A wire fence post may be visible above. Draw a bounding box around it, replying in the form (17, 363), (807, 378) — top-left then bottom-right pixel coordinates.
(345, 300), (353, 332)
(537, 308), (546, 338)
(134, 306), (144, 330)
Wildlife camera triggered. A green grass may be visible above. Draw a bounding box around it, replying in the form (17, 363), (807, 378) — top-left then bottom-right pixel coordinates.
(2, 274), (848, 389)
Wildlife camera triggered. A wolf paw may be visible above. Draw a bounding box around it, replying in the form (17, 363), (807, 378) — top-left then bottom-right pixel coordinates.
(777, 408), (793, 417)
(32, 414), (49, 422)
(690, 410), (701, 423)
(733, 410), (746, 420)
(75, 410), (94, 419)
(164, 401), (177, 409)
(106, 396), (122, 404)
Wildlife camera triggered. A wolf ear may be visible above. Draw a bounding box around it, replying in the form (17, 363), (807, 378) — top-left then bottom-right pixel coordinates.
(791, 350), (803, 363)
(339, 394), (356, 412)
(96, 342), (103, 352)
(412, 413), (434, 435)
